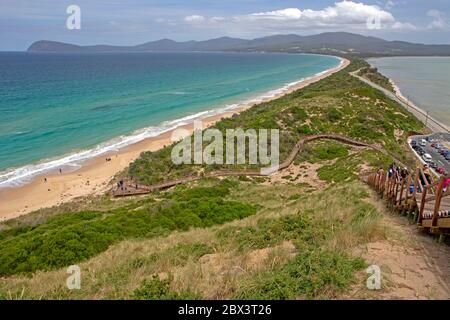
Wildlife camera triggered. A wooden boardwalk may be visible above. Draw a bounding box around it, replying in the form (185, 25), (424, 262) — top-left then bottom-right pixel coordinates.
(112, 133), (404, 197)
(366, 167), (450, 235)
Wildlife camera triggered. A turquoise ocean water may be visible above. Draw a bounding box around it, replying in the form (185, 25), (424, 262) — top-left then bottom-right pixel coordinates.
(368, 57), (450, 127)
(0, 52), (340, 187)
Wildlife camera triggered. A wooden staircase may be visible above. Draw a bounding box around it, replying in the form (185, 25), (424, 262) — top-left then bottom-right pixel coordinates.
(366, 167), (450, 235)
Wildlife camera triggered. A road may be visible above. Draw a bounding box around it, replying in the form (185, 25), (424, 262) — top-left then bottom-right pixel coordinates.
(410, 135), (450, 175)
(350, 70), (450, 134)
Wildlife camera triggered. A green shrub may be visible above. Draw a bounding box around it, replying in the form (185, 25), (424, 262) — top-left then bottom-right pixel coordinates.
(291, 106), (308, 121)
(131, 275), (201, 300)
(0, 181), (256, 276)
(311, 142), (349, 161)
(233, 249), (365, 299)
(327, 108), (343, 121)
(217, 212), (332, 251)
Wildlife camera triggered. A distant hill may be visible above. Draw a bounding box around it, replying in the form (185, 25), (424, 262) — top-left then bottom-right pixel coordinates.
(27, 32), (450, 57)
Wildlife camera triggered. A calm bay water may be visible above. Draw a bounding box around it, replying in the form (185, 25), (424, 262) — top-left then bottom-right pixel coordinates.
(368, 56), (450, 127)
(0, 52), (340, 187)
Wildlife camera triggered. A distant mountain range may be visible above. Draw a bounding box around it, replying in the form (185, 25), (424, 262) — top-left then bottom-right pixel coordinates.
(27, 32), (450, 57)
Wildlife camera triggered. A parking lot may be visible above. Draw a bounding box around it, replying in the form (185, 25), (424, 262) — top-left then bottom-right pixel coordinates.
(410, 134), (450, 176)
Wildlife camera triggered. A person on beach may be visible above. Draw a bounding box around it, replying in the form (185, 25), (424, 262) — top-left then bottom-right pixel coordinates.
(59, 168), (62, 174)
(44, 178), (47, 183)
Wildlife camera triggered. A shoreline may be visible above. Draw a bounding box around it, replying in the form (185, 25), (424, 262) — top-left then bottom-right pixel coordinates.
(0, 57), (349, 222)
(389, 79), (450, 133)
(367, 57), (450, 133)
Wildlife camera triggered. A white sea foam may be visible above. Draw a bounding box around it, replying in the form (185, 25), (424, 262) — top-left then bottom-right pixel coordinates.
(0, 59), (343, 188)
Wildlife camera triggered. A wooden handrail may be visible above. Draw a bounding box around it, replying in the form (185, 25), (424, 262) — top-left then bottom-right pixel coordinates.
(113, 133), (407, 197)
(413, 168), (419, 199)
(366, 164), (449, 233)
(432, 176), (446, 227)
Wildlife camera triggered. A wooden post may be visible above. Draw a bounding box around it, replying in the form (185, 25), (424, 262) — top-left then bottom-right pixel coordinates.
(413, 168), (419, 199)
(389, 175), (393, 198)
(385, 175), (389, 198)
(394, 175), (400, 204)
(398, 177), (405, 208)
(390, 174), (396, 200)
(418, 185), (428, 225)
(405, 174), (412, 200)
(378, 171), (383, 191)
(404, 173), (413, 214)
(431, 176), (446, 228)
(374, 172), (379, 189)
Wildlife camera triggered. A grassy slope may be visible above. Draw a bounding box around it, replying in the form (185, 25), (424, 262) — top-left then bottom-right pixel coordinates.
(0, 59), (425, 299)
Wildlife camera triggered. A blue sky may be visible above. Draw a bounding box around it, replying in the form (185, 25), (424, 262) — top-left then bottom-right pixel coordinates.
(1, 0), (450, 50)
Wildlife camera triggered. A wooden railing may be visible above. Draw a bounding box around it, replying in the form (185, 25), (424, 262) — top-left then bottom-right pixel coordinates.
(366, 166), (450, 234)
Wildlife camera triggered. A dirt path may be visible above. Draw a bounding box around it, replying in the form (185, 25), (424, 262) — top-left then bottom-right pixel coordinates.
(346, 196), (450, 300)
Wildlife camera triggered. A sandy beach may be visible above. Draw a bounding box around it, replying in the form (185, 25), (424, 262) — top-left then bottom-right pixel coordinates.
(0, 57), (349, 221)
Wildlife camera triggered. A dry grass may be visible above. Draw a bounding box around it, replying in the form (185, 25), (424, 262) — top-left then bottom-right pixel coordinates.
(0, 176), (388, 300)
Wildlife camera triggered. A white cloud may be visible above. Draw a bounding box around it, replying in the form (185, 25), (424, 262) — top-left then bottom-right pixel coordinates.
(385, 1), (395, 9)
(391, 21), (416, 30)
(250, 8), (302, 20)
(427, 10), (448, 30)
(177, 1), (415, 37)
(384, 0), (403, 10)
(184, 15), (205, 23)
(241, 1), (396, 26)
(210, 16), (226, 23)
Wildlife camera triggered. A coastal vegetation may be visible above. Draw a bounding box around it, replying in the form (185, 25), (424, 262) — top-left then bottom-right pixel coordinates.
(0, 58), (428, 299)
(0, 179), (256, 276)
(357, 66), (395, 92)
(128, 59), (420, 186)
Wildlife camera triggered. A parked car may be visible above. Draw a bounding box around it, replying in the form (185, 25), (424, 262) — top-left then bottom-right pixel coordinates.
(420, 139), (427, 147)
(411, 140), (417, 147)
(436, 143), (444, 150)
(439, 148), (448, 155)
(437, 167), (446, 175)
(429, 162), (438, 169)
(423, 153), (433, 162)
(431, 143), (437, 148)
